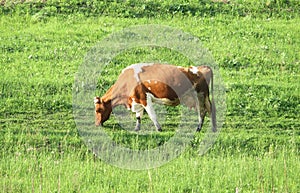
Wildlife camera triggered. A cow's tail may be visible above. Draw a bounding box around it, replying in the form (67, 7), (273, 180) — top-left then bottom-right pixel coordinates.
(210, 67), (217, 132)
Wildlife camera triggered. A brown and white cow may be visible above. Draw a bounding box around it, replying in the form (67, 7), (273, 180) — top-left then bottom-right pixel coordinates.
(94, 63), (216, 132)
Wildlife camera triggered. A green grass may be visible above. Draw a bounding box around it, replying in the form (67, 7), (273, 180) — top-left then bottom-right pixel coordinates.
(1, 2), (300, 192)
(2, 0), (300, 19)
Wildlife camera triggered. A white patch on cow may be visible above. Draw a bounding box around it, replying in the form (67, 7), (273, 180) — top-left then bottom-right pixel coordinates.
(94, 97), (100, 104)
(136, 110), (144, 118)
(131, 100), (144, 114)
(147, 80), (151, 83)
(122, 63), (155, 82)
(189, 66), (199, 75)
(154, 80), (157, 84)
(148, 87), (151, 91)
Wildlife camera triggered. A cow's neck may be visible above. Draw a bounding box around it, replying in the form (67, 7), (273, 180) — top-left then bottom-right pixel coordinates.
(101, 84), (126, 108)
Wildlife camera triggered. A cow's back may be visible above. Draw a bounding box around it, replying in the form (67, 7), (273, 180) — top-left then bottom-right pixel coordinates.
(138, 64), (194, 96)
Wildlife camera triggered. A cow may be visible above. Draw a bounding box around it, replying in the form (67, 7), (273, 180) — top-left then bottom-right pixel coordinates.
(94, 63), (216, 132)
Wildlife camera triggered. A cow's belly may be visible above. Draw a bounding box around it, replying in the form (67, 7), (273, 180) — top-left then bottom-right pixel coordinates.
(147, 93), (180, 106)
(129, 93), (180, 114)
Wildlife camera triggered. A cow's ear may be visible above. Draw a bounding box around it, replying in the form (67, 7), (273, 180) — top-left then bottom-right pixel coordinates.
(94, 97), (101, 104)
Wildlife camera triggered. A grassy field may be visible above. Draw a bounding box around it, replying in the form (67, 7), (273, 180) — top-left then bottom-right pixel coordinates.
(1, 1), (300, 192)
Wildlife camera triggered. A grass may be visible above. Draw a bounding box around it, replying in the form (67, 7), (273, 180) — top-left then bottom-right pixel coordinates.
(2, 0), (300, 19)
(1, 145), (299, 192)
(1, 2), (300, 192)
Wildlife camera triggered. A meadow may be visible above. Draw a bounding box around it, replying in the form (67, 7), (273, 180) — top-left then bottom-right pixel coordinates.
(1, 0), (300, 192)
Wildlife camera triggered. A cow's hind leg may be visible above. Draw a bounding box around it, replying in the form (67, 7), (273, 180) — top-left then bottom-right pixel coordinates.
(196, 110), (207, 132)
(196, 94), (207, 132)
(206, 96), (217, 132)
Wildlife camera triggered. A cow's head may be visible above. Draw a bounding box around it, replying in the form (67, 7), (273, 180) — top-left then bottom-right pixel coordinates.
(94, 97), (112, 126)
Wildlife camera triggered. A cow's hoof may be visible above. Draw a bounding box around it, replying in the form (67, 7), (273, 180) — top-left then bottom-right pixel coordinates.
(196, 125), (202, 132)
(157, 127), (162, 132)
(134, 127), (140, 132)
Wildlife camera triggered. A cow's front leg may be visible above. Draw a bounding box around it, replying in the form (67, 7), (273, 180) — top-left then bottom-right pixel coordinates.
(131, 100), (144, 131)
(134, 110), (143, 131)
(135, 117), (141, 131)
(144, 93), (162, 132)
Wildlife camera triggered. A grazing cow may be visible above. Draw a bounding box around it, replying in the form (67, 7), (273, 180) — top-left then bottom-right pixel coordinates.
(94, 63), (216, 132)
